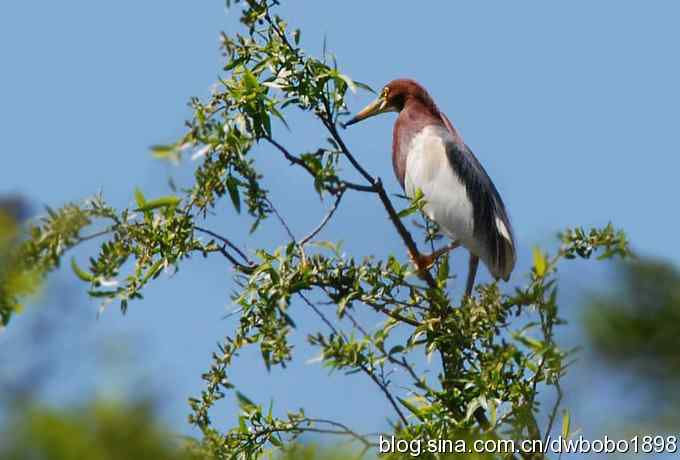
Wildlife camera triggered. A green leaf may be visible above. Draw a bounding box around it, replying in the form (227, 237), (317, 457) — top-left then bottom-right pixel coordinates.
(236, 391), (257, 411)
(280, 311), (296, 329)
(488, 398), (497, 427)
(437, 252), (450, 285)
(388, 345), (405, 355)
(465, 398), (482, 422)
(337, 73), (357, 93)
(397, 397), (425, 421)
(337, 294), (351, 318)
(243, 70), (259, 90)
(310, 240), (342, 255)
(237, 416), (248, 434)
(270, 106), (290, 131)
(71, 258), (95, 282)
(140, 259), (164, 285)
(397, 206), (417, 219)
(354, 80), (375, 94)
(226, 176), (242, 213)
(261, 110), (272, 137)
(224, 57), (244, 71)
(134, 188), (146, 208)
(87, 289), (119, 298)
(533, 246), (547, 277)
(134, 196), (181, 212)
(514, 333), (544, 352)
(561, 409), (571, 439)
(397, 188), (425, 218)
(149, 144), (178, 159)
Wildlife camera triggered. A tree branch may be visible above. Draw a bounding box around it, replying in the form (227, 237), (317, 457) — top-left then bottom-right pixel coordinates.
(75, 228), (113, 244)
(299, 293), (410, 427)
(299, 189), (344, 246)
(545, 381), (563, 445)
(265, 197), (298, 242)
(321, 118), (438, 289)
(264, 136), (315, 177)
(319, 107), (499, 432)
(264, 11), (423, 274)
(264, 10), (490, 432)
(264, 135), (375, 194)
(322, 119), (376, 186)
(194, 226), (255, 272)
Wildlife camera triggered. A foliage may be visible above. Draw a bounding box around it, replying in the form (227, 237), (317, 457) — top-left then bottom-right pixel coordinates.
(0, 196), (40, 326)
(0, 398), (357, 460)
(0, 400), (203, 460)
(584, 257), (680, 426)
(586, 258), (680, 376)
(0, 1), (632, 459)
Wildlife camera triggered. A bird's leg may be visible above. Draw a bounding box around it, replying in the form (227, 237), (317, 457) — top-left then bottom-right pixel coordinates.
(409, 240), (461, 274)
(465, 254), (480, 298)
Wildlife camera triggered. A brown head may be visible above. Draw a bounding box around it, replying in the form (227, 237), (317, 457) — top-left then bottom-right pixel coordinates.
(343, 79), (456, 189)
(344, 79), (439, 127)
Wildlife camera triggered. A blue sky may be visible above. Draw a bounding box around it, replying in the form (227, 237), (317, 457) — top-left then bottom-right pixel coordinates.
(2, 0), (679, 448)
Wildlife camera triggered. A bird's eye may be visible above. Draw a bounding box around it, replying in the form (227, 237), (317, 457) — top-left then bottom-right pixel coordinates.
(382, 87), (389, 99)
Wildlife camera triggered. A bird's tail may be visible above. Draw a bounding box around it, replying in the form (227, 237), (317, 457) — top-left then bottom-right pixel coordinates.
(498, 235), (516, 281)
(493, 217), (516, 281)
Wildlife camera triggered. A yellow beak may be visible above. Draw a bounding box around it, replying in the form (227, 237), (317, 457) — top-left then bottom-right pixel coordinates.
(344, 95), (388, 127)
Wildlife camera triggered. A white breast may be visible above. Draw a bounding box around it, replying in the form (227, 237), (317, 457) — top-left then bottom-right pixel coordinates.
(404, 125), (479, 254)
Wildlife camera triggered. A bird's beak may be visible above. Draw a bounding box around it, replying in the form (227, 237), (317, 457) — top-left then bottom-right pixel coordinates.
(344, 95), (388, 127)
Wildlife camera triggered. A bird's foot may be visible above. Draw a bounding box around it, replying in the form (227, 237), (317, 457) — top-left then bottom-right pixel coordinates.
(408, 241), (460, 278)
(409, 251), (437, 275)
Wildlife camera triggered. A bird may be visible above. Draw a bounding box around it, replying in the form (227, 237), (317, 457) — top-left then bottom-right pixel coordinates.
(344, 79), (516, 296)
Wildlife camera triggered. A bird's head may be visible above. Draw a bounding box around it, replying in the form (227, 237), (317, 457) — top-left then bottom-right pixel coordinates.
(344, 79), (435, 127)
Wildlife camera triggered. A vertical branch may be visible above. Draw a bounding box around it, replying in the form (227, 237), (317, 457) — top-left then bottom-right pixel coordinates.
(320, 113), (493, 429)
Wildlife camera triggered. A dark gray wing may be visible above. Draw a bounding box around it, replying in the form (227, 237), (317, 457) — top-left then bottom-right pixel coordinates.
(444, 138), (516, 280)
(439, 112), (516, 279)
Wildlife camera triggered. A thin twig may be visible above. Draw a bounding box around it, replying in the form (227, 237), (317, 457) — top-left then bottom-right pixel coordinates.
(194, 226), (256, 273)
(265, 197), (297, 242)
(545, 381), (563, 445)
(194, 226), (253, 265)
(527, 355), (546, 441)
(299, 428), (377, 448)
(398, 357), (423, 384)
(264, 136), (315, 176)
(299, 293), (410, 427)
(358, 362), (410, 427)
(344, 311), (369, 337)
(340, 181), (376, 193)
(316, 285), (422, 328)
(346, 312), (431, 393)
(250, 418), (375, 450)
(216, 246), (254, 272)
(304, 292), (423, 397)
(299, 292), (339, 336)
(76, 229), (112, 243)
(306, 418), (378, 447)
(299, 190), (344, 246)
(322, 119), (375, 186)
(264, 135), (375, 194)
(369, 303), (421, 327)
